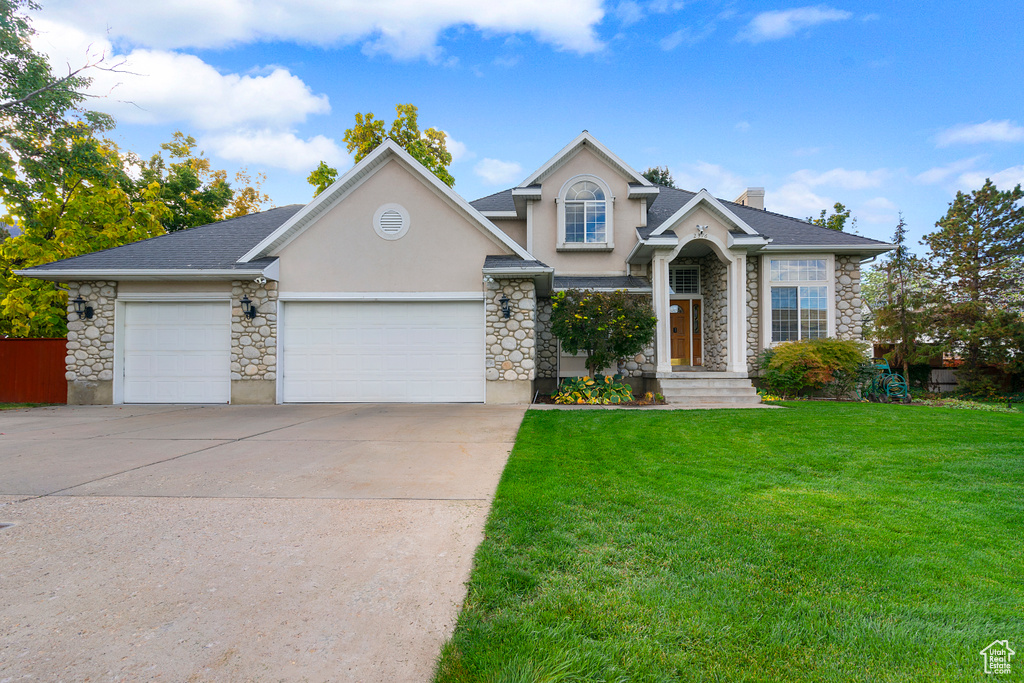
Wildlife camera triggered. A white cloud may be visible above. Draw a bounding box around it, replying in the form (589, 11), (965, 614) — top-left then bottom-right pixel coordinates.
(735, 121), (751, 133)
(474, 158), (523, 185)
(957, 166), (1024, 192)
(203, 130), (348, 173)
(935, 120), (1024, 147)
(915, 157), (981, 185)
(737, 6), (852, 43)
(660, 23), (716, 50)
(769, 183), (832, 219)
(672, 162), (747, 200)
(32, 19), (330, 130)
(790, 167), (889, 190)
(613, 1), (645, 26)
(41, 0), (605, 60)
(444, 133), (473, 162)
(858, 196), (898, 224)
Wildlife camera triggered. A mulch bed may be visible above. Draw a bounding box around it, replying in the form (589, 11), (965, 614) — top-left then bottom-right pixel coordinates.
(533, 394), (667, 407)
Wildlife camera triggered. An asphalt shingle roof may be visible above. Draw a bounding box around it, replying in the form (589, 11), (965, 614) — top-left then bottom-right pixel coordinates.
(471, 189), (515, 212)
(23, 205), (304, 272)
(483, 255), (550, 269)
(642, 185), (890, 248)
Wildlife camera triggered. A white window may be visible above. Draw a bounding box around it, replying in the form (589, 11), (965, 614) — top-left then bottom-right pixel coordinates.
(669, 265), (700, 295)
(768, 258), (829, 342)
(557, 175), (614, 250)
(564, 181), (606, 243)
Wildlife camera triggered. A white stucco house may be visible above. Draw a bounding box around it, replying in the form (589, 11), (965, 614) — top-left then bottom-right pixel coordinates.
(20, 132), (892, 405)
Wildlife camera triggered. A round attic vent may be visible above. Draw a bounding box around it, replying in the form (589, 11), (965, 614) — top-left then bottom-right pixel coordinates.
(373, 203), (410, 240)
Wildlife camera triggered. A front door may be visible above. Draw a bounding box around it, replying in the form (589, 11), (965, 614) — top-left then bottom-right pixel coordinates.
(670, 300), (702, 366)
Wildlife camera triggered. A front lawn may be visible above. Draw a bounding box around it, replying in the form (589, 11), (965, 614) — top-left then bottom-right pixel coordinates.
(436, 403), (1023, 682)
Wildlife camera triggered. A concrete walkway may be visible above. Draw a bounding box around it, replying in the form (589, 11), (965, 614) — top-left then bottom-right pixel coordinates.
(0, 403), (526, 682)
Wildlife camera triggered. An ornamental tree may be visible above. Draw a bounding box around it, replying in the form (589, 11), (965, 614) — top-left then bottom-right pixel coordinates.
(341, 103), (454, 186)
(549, 289), (657, 377)
(807, 202), (856, 232)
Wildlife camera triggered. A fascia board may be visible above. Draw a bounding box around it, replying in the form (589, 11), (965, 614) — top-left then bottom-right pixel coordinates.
(480, 210), (519, 219)
(482, 266), (554, 276)
(519, 131), (653, 187)
(760, 243), (894, 255)
(240, 140), (534, 262)
(15, 267), (275, 282)
(627, 186), (660, 199)
(511, 187), (542, 198)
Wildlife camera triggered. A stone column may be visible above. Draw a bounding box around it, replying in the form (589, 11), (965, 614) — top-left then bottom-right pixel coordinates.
(65, 280), (117, 404)
(484, 278), (536, 403)
(230, 280), (278, 404)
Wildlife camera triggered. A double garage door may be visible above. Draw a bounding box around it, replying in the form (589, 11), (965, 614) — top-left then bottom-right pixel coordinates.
(121, 300), (484, 403)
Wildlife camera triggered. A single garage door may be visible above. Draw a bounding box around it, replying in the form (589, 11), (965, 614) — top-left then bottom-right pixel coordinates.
(123, 301), (230, 403)
(282, 300), (484, 403)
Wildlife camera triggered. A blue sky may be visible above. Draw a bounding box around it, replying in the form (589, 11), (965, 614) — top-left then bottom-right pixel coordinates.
(30, 0), (1024, 249)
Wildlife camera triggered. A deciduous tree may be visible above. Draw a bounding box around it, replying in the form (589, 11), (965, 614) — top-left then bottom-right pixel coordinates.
(641, 166), (675, 188)
(549, 289), (657, 377)
(808, 202), (855, 232)
(307, 160), (338, 198)
(342, 103), (454, 186)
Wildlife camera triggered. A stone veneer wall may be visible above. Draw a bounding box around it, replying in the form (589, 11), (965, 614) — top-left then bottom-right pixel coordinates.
(535, 297), (557, 379)
(834, 255), (863, 340)
(65, 281), (117, 403)
(485, 278), (535, 402)
(230, 280), (278, 381)
(699, 253), (729, 371)
(746, 257), (761, 374)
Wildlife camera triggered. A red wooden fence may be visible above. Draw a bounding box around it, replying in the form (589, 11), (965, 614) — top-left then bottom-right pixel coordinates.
(0, 338), (67, 403)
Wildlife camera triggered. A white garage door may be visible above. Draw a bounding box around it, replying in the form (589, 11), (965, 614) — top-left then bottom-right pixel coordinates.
(122, 301), (230, 403)
(282, 301), (484, 403)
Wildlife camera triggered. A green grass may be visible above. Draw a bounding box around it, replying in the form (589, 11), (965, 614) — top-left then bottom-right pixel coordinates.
(435, 403), (1024, 682)
(0, 402), (45, 410)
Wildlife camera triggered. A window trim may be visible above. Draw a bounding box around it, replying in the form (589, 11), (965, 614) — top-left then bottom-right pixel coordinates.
(669, 264), (700, 295)
(556, 174), (615, 251)
(760, 254), (835, 347)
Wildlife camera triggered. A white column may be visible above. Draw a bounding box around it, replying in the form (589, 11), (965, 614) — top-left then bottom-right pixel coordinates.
(727, 253), (747, 374)
(652, 253), (672, 374)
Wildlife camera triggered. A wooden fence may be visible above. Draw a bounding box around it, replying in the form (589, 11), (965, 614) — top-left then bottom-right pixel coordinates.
(0, 338), (67, 403)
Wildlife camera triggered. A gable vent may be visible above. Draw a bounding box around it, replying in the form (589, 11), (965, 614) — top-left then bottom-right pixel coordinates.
(373, 203), (410, 240)
(379, 210), (404, 234)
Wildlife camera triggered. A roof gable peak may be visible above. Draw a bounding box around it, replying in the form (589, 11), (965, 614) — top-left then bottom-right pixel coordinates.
(519, 131), (653, 188)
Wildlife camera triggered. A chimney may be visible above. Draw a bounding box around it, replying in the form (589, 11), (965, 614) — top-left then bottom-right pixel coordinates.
(734, 187), (765, 210)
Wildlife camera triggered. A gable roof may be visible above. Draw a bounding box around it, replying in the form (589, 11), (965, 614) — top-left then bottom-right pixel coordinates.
(240, 139), (532, 262)
(17, 205), (302, 281)
(518, 131), (653, 188)
(641, 185), (891, 251)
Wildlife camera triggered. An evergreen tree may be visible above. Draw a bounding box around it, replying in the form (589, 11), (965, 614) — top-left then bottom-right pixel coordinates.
(923, 179), (1024, 393)
(871, 214), (927, 385)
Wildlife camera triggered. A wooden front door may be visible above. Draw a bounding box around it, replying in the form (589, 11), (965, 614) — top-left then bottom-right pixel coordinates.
(670, 300), (702, 366)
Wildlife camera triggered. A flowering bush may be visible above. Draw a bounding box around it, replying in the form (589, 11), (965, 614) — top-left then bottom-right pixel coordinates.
(550, 289), (657, 377)
(553, 375), (634, 405)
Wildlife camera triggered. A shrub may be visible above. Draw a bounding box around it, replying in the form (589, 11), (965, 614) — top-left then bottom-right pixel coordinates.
(553, 374), (635, 405)
(758, 338), (871, 398)
(550, 289), (657, 377)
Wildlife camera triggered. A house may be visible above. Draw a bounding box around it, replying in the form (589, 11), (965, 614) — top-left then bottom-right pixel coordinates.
(19, 132), (892, 406)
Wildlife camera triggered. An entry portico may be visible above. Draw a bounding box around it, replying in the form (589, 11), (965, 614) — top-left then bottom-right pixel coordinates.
(633, 189), (768, 376)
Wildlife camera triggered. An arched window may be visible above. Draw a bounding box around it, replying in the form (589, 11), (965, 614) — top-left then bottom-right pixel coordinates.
(564, 180), (606, 243)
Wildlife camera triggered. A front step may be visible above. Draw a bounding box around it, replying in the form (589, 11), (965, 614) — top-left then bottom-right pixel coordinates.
(659, 374), (761, 406)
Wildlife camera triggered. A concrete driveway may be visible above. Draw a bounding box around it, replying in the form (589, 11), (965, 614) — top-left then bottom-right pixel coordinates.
(0, 403), (526, 682)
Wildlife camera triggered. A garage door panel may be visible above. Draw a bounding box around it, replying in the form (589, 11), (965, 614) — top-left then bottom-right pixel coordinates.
(123, 302), (230, 404)
(283, 301), (484, 403)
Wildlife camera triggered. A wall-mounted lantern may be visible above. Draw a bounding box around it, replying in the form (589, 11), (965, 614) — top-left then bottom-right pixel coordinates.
(499, 294), (512, 319)
(240, 295), (258, 320)
(72, 295), (94, 320)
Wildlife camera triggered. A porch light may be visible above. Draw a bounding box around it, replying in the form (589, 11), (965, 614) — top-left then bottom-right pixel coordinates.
(240, 295), (258, 320)
(499, 294), (512, 319)
(71, 295), (94, 320)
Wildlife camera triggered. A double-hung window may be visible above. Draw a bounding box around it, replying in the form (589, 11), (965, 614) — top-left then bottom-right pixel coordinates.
(564, 181), (606, 243)
(769, 258), (829, 342)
